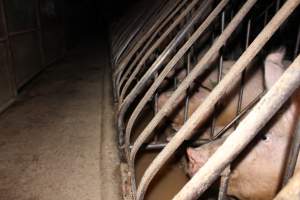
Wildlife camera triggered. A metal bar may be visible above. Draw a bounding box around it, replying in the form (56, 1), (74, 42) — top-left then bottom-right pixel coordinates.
(113, 0), (171, 65)
(134, 1), (299, 199)
(236, 19), (252, 119)
(212, 91), (265, 140)
(116, 0), (189, 98)
(256, 1), (276, 20)
(217, 60), (228, 200)
(183, 9), (194, 123)
(125, 0), (230, 163)
(294, 25), (300, 59)
(116, 0), (187, 88)
(118, 0), (209, 103)
(276, 0), (281, 11)
(113, 0), (182, 81)
(134, 0), (260, 199)
(281, 119), (300, 187)
(211, 11), (225, 140)
(174, 53), (300, 200)
(264, 9), (269, 26)
(115, 0), (187, 98)
(118, 0), (215, 150)
(126, 4), (230, 189)
(184, 49), (191, 122)
(219, 17), (252, 200)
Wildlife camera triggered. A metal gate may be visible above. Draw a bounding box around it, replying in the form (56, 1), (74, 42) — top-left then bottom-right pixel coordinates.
(110, 0), (300, 199)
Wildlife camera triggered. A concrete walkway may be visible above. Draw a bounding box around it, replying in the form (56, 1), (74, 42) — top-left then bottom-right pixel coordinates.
(0, 39), (121, 200)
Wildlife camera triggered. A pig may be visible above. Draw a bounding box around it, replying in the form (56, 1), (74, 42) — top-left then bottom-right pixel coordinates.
(158, 48), (290, 138)
(186, 49), (300, 200)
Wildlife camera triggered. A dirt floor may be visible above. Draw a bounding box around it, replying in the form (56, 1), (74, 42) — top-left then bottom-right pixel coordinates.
(0, 39), (121, 200)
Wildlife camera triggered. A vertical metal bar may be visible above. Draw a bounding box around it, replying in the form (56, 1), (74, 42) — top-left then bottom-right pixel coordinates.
(281, 119), (300, 187)
(276, 0), (281, 11)
(236, 19), (251, 123)
(153, 71), (159, 143)
(217, 10), (230, 200)
(219, 18), (252, 200)
(184, 49), (191, 122)
(210, 11), (225, 140)
(173, 76), (177, 90)
(294, 25), (300, 59)
(183, 8), (193, 123)
(264, 9), (269, 26)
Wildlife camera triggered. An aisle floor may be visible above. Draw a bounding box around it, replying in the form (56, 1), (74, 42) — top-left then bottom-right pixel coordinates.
(0, 39), (121, 200)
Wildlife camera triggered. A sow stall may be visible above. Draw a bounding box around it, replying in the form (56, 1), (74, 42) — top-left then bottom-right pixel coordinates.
(110, 0), (300, 199)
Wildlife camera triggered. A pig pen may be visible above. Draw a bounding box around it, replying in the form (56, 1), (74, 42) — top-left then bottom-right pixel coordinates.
(110, 0), (300, 199)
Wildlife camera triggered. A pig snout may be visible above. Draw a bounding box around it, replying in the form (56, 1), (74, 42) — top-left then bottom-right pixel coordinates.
(186, 147), (208, 176)
(186, 138), (224, 176)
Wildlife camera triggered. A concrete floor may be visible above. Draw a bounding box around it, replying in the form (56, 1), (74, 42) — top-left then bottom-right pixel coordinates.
(0, 39), (121, 200)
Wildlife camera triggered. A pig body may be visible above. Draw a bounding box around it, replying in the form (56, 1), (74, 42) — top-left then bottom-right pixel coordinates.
(187, 100), (299, 200)
(158, 59), (264, 136)
(158, 50), (291, 136)
(186, 49), (300, 200)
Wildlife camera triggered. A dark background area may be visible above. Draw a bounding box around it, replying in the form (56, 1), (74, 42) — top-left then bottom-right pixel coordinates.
(64, 0), (139, 48)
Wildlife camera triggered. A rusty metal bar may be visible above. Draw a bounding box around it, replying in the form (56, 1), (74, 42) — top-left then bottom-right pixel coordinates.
(281, 119), (300, 187)
(134, 1), (299, 199)
(174, 53), (300, 200)
(116, 0), (191, 98)
(117, 0), (215, 149)
(274, 171), (300, 200)
(123, 0), (230, 159)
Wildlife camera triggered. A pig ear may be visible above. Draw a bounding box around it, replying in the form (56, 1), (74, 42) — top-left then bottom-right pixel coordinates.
(186, 148), (198, 164)
(265, 47), (286, 64)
